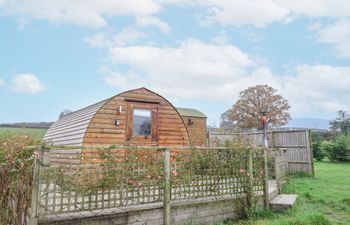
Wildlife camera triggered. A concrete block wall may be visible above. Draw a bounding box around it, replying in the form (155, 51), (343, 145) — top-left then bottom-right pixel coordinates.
(40, 196), (260, 225)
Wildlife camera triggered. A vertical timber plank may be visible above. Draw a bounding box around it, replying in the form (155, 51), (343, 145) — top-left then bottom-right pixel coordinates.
(306, 130), (315, 176)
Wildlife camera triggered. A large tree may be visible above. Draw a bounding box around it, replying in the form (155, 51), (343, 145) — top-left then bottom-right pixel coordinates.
(227, 85), (291, 129)
(330, 110), (350, 134)
(220, 109), (236, 130)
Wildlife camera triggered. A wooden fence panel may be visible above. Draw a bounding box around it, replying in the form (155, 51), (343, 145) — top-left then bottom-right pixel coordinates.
(209, 129), (314, 175)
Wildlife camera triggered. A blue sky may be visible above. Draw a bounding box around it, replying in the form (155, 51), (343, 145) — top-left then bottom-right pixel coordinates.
(1, 0), (350, 126)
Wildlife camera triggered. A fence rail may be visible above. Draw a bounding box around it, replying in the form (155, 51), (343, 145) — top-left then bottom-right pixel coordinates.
(30, 145), (269, 224)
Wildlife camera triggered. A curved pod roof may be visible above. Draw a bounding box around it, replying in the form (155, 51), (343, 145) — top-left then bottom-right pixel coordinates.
(44, 88), (192, 147)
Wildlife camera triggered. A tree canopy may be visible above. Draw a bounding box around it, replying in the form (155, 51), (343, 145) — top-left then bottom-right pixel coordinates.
(330, 110), (350, 134)
(220, 110), (236, 131)
(226, 85), (291, 129)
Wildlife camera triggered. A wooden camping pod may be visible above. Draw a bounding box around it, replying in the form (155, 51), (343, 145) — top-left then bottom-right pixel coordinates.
(44, 87), (207, 164)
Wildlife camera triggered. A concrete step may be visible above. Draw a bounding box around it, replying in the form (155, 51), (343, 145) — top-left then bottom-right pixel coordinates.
(269, 194), (298, 211)
(268, 180), (279, 201)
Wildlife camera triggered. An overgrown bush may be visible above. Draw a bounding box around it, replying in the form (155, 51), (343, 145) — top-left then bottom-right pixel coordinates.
(320, 135), (350, 162)
(311, 132), (334, 161)
(0, 134), (40, 225)
(331, 135), (350, 162)
(312, 141), (325, 161)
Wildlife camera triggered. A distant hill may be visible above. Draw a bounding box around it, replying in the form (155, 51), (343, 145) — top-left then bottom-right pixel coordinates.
(0, 122), (53, 129)
(287, 118), (330, 130)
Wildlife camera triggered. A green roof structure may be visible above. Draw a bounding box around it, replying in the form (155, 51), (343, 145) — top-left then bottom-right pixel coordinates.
(176, 107), (207, 118)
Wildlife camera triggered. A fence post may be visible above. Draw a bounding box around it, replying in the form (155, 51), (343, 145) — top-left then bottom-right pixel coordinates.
(263, 148), (269, 209)
(164, 147), (171, 225)
(306, 130), (315, 176)
(247, 149), (253, 209)
(274, 149), (281, 192)
(27, 147), (42, 225)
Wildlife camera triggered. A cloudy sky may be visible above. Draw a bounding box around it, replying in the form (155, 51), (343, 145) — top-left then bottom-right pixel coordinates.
(1, 0), (350, 126)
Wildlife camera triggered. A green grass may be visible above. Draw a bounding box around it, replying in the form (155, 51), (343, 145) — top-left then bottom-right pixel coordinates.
(217, 162), (350, 225)
(0, 127), (46, 139)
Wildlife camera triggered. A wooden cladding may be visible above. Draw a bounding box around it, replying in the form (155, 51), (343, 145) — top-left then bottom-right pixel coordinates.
(181, 116), (207, 146)
(82, 88), (189, 148)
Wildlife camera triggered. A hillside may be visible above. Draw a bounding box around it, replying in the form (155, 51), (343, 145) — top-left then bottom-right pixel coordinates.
(287, 118), (330, 130)
(0, 122), (53, 129)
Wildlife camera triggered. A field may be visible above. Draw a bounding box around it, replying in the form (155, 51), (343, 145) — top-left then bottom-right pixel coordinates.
(0, 127), (46, 139)
(220, 162), (350, 225)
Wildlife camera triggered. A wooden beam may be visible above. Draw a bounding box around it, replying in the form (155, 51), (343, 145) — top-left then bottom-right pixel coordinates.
(124, 98), (160, 104)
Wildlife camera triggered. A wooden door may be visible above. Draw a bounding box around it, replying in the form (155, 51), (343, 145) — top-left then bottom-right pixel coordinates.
(126, 101), (159, 146)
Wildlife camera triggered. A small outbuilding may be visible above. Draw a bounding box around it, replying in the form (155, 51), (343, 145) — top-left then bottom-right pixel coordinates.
(177, 108), (207, 146)
(44, 88), (207, 149)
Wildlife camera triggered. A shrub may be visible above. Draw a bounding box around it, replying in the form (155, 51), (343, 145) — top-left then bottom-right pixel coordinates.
(312, 141), (325, 161)
(331, 135), (350, 162)
(0, 134), (40, 225)
(321, 135), (350, 162)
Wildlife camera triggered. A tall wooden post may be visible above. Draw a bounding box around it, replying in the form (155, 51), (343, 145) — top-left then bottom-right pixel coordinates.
(261, 111), (269, 209)
(263, 149), (269, 209)
(164, 147), (171, 225)
(306, 130), (315, 176)
(27, 147), (42, 225)
(247, 149), (253, 209)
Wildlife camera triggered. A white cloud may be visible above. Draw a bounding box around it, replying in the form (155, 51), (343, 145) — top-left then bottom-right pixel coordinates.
(195, 0), (350, 27)
(316, 19), (350, 58)
(202, 0), (289, 28)
(112, 28), (146, 46)
(108, 40), (255, 98)
(2, 0), (350, 30)
(136, 15), (171, 33)
(104, 71), (147, 89)
(12, 74), (45, 94)
(85, 33), (109, 48)
(211, 32), (229, 45)
(85, 28), (145, 48)
(0, 78), (5, 86)
(279, 0), (350, 19)
(103, 40), (350, 118)
(281, 65), (350, 115)
(1, 0), (161, 28)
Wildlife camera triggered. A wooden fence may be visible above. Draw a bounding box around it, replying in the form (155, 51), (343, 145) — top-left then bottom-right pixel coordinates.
(28, 145), (269, 225)
(209, 129), (314, 176)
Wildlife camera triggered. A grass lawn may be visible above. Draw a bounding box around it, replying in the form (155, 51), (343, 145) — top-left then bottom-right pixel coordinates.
(0, 127), (47, 139)
(220, 161), (350, 225)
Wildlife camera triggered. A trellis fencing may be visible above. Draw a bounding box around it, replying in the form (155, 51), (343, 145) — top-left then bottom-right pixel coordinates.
(27, 145), (270, 225)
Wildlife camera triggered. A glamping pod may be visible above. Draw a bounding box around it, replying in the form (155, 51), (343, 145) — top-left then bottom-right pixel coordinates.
(44, 88), (207, 150)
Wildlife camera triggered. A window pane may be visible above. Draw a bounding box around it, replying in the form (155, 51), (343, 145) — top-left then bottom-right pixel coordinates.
(133, 109), (152, 136)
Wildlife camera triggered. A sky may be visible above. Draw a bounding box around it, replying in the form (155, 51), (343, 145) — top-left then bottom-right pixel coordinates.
(0, 0), (350, 126)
